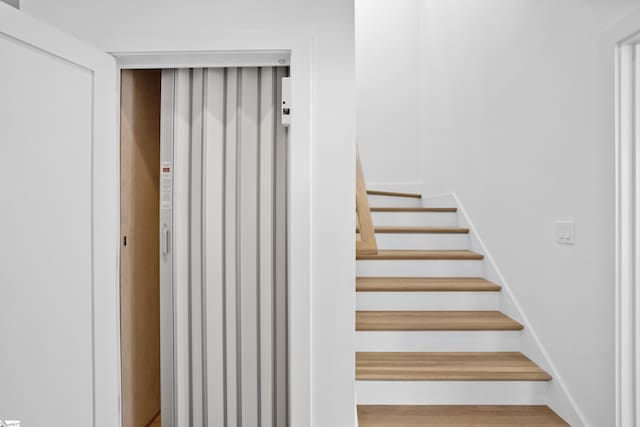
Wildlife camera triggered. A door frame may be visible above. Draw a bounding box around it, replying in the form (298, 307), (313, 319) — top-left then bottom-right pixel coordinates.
(613, 10), (640, 427)
(113, 43), (312, 427)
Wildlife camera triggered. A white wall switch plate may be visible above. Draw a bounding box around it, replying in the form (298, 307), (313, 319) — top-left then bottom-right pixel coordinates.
(556, 220), (575, 245)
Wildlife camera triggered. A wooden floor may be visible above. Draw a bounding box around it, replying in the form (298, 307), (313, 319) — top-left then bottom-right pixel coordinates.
(148, 413), (161, 427)
(356, 311), (523, 331)
(356, 352), (552, 381)
(369, 206), (457, 212)
(367, 189), (422, 198)
(357, 405), (570, 426)
(370, 226), (470, 234)
(356, 277), (501, 292)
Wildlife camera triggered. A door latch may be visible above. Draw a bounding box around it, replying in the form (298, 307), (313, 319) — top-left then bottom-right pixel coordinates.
(281, 77), (291, 127)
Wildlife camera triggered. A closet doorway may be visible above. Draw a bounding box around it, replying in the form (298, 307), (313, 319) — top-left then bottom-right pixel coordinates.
(120, 69), (162, 427)
(120, 64), (289, 427)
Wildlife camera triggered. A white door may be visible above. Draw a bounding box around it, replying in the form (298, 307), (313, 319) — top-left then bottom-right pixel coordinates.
(0, 4), (119, 427)
(160, 67), (289, 427)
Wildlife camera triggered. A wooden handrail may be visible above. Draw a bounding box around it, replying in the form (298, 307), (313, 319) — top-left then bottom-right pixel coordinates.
(356, 148), (378, 256)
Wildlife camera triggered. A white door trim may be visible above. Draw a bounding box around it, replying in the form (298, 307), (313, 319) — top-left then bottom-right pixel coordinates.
(615, 20), (640, 427)
(113, 42), (312, 427)
(115, 50), (290, 69)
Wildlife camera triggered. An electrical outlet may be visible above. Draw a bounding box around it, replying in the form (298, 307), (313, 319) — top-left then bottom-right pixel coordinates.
(556, 220), (575, 245)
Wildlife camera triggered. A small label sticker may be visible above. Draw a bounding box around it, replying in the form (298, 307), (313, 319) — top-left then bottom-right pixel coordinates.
(161, 162), (172, 210)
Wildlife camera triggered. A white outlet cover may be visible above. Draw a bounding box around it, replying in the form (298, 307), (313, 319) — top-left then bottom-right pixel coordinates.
(556, 220), (575, 245)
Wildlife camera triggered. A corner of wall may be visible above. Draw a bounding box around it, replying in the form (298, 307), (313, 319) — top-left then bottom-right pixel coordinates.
(421, 191), (590, 427)
(1, 0), (20, 9)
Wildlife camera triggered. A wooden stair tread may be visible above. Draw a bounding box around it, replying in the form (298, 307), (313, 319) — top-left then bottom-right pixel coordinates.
(357, 405), (569, 426)
(357, 250), (483, 261)
(370, 226), (469, 234)
(368, 189), (422, 198)
(370, 207), (457, 212)
(356, 311), (523, 331)
(356, 352), (552, 381)
(356, 277), (501, 292)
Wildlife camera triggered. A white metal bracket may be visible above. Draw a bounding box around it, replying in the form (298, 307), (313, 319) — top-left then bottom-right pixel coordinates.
(281, 77), (291, 127)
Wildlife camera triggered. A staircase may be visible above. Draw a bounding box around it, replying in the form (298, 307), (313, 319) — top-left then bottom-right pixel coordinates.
(355, 188), (570, 426)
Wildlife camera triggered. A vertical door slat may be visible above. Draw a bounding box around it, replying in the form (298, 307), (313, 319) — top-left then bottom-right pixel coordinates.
(224, 67), (240, 427)
(160, 69), (177, 427)
(173, 68), (193, 427)
(203, 67), (227, 427)
(259, 66), (276, 427)
(274, 66), (289, 427)
(190, 68), (205, 427)
(238, 67), (260, 427)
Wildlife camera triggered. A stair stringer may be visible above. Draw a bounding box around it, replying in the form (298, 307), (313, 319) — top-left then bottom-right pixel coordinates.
(422, 192), (588, 427)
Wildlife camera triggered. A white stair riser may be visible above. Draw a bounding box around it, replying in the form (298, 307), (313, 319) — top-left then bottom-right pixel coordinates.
(421, 195), (458, 208)
(356, 331), (521, 352)
(357, 260), (483, 277)
(368, 195), (423, 207)
(372, 212), (458, 227)
(356, 381), (549, 405)
(356, 291), (497, 310)
(375, 233), (469, 250)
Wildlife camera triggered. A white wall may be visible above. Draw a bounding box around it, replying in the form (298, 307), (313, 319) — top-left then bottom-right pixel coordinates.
(419, 1), (639, 425)
(21, 1), (356, 426)
(355, 0), (422, 188)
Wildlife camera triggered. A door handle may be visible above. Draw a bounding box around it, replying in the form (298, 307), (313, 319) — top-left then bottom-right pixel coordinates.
(161, 226), (170, 255)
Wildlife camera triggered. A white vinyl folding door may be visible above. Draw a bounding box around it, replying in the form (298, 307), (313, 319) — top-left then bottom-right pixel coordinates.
(160, 67), (288, 427)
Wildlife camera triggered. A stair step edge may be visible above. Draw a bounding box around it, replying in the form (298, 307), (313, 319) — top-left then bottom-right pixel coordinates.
(368, 190), (422, 199)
